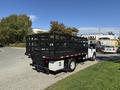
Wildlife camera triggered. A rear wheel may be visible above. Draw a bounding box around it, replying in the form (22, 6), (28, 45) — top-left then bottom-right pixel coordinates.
(68, 59), (76, 72)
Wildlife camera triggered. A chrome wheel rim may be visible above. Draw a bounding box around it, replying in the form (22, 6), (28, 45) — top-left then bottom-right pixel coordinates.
(70, 61), (75, 70)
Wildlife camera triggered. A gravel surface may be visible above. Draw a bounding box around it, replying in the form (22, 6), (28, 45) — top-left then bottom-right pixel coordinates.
(0, 47), (119, 90)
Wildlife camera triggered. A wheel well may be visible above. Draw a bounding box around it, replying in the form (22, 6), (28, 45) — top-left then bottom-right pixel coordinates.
(64, 58), (76, 72)
(93, 52), (96, 56)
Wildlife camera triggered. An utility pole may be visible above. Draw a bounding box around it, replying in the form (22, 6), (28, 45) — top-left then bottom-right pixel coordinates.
(98, 27), (101, 34)
(118, 30), (120, 36)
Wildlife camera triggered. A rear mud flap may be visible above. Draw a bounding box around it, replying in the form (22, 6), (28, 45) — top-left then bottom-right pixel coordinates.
(34, 64), (50, 74)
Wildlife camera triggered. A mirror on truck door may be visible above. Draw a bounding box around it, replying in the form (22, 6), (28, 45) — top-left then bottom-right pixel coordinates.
(89, 44), (96, 49)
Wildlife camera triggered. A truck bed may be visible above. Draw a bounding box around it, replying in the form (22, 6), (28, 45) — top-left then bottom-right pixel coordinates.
(25, 33), (88, 60)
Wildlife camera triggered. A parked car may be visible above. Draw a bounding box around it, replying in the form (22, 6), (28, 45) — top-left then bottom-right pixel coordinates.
(117, 46), (120, 53)
(96, 45), (102, 52)
(101, 45), (117, 53)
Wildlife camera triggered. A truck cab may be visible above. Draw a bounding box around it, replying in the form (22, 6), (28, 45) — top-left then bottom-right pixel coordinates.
(87, 42), (96, 60)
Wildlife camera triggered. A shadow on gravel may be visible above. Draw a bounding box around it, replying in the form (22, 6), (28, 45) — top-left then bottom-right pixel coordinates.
(30, 54), (120, 75)
(31, 60), (86, 75)
(32, 67), (67, 75)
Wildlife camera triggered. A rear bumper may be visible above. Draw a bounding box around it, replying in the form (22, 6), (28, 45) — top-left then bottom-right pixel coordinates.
(31, 64), (49, 73)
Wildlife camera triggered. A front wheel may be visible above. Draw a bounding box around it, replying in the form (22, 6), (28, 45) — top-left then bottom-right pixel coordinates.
(91, 53), (96, 61)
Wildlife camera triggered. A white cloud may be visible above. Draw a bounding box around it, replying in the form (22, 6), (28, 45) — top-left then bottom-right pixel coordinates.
(33, 28), (48, 33)
(29, 15), (37, 22)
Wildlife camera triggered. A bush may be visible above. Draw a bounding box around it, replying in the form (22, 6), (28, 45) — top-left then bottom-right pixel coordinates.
(9, 43), (25, 47)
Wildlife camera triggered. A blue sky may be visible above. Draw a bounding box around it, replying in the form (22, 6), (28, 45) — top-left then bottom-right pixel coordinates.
(0, 0), (120, 34)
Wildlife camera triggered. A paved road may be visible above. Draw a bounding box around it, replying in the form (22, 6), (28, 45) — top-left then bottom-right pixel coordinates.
(97, 52), (120, 61)
(0, 47), (119, 90)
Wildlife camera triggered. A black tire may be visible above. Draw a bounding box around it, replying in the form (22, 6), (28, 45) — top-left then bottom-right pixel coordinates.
(0, 45), (3, 47)
(91, 53), (96, 61)
(68, 59), (76, 72)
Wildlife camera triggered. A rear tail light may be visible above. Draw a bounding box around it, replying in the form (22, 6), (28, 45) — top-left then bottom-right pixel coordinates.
(45, 60), (48, 63)
(113, 48), (115, 51)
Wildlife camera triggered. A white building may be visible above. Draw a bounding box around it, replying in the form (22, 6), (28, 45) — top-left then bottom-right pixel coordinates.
(81, 33), (119, 48)
(32, 28), (48, 33)
(81, 33), (117, 40)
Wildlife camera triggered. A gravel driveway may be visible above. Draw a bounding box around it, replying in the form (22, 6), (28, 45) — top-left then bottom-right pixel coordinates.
(0, 47), (119, 90)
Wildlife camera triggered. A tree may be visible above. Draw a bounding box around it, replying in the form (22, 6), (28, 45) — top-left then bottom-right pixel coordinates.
(65, 27), (79, 36)
(50, 21), (65, 34)
(118, 35), (120, 41)
(0, 14), (32, 45)
(49, 21), (79, 36)
(118, 36), (120, 40)
(108, 31), (114, 35)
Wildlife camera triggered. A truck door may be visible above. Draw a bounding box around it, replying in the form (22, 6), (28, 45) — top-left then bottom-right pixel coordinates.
(88, 43), (96, 58)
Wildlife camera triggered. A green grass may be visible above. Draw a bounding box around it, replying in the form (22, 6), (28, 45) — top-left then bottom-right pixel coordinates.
(46, 60), (120, 90)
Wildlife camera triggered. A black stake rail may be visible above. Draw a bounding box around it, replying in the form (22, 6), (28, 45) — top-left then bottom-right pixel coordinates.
(25, 33), (88, 60)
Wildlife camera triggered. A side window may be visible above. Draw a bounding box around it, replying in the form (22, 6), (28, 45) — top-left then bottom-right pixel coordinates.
(89, 44), (96, 49)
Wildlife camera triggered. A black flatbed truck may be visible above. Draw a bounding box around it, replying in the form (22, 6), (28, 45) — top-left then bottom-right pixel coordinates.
(25, 33), (96, 73)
